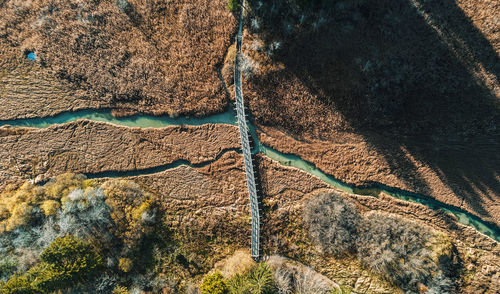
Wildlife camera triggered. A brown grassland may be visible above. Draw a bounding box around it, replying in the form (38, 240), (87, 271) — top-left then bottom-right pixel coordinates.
(0, 0), (236, 120)
(0, 121), (240, 188)
(0, 0), (499, 291)
(0, 121), (498, 291)
(123, 152), (500, 292)
(0, 38), (109, 119)
(240, 0), (500, 226)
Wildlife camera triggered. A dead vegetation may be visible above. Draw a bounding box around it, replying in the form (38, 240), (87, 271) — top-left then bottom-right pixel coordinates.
(0, 0), (237, 119)
(303, 191), (360, 256)
(267, 256), (338, 294)
(0, 121), (241, 189)
(243, 0), (499, 138)
(0, 39), (109, 120)
(303, 191), (461, 293)
(238, 0), (500, 228)
(0, 147), (498, 292)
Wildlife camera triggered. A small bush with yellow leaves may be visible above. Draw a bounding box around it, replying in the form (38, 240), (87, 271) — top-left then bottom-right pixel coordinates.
(201, 271), (228, 294)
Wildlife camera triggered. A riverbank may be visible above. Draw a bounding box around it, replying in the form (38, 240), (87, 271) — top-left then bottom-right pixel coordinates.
(236, 0), (500, 234)
(0, 120), (240, 188)
(90, 150), (500, 292)
(1, 112), (499, 242)
(257, 125), (500, 230)
(1, 116), (499, 291)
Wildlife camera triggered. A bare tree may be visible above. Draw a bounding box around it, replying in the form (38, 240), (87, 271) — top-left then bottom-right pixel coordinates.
(303, 191), (361, 255)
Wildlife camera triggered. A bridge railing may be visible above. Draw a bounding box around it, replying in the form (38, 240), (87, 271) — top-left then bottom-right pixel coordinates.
(234, 0), (261, 261)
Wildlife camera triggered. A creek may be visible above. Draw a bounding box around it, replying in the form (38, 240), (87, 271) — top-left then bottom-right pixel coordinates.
(1, 108), (499, 242)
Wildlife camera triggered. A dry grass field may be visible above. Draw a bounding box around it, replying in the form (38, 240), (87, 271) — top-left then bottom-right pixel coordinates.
(240, 0), (500, 226)
(0, 0), (236, 119)
(0, 39), (109, 119)
(0, 121), (240, 188)
(134, 152), (500, 293)
(1, 0), (498, 292)
(0, 121), (498, 291)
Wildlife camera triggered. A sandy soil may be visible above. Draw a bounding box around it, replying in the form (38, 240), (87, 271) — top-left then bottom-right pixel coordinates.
(0, 0), (236, 120)
(0, 121), (240, 188)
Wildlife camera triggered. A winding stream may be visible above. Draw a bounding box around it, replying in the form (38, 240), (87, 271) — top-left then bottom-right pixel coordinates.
(1, 109), (499, 242)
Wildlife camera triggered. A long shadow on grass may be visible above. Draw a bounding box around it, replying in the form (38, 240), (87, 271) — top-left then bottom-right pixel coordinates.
(247, 0), (500, 224)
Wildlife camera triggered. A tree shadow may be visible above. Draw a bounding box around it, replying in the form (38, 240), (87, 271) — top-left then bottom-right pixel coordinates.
(249, 0), (500, 223)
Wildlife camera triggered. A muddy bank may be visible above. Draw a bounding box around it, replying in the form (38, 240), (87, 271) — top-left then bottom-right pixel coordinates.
(0, 121), (240, 188)
(0, 0), (236, 120)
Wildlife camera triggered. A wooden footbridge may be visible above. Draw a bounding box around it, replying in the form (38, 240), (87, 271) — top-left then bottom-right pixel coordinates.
(234, 0), (261, 261)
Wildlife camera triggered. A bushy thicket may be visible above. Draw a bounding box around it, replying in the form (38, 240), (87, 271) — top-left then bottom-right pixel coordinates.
(0, 235), (103, 293)
(357, 213), (436, 291)
(358, 212), (462, 293)
(230, 263), (276, 294)
(0, 174), (159, 293)
(303, 191), (459, 293)
(201, 272), (228, 294)
(201, 263), (277, 294)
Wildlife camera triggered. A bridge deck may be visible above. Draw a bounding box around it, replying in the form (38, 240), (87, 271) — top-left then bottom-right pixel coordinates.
(234, 0), (261, 261)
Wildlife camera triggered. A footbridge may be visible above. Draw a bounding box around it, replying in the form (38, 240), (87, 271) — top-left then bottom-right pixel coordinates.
(234, 0), (261, 261)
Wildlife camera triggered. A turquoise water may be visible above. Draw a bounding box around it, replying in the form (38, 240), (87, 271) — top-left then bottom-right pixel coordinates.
(254, 141), (500, 241)
(1, 109), (499, 241)
(86, 147), (242, 179)
(26, 52), (36, 61)
(0, 108), (237, 128)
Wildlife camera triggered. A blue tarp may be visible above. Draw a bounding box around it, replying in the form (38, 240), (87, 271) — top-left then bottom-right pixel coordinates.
(27, 52), (36, 61)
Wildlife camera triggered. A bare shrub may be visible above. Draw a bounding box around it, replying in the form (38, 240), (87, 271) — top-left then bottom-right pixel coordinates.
(425, 271), (455, 294)
(239, 53), (259, 77)
(294, 267), (333, 294)
(357, 212), (451, 292)
(302, 192), (457, 292)
(186, 283), (201, 294)
(303, 191), (361, 255)
(272, 266), (293, 294)
(58, 187), (113, 240)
